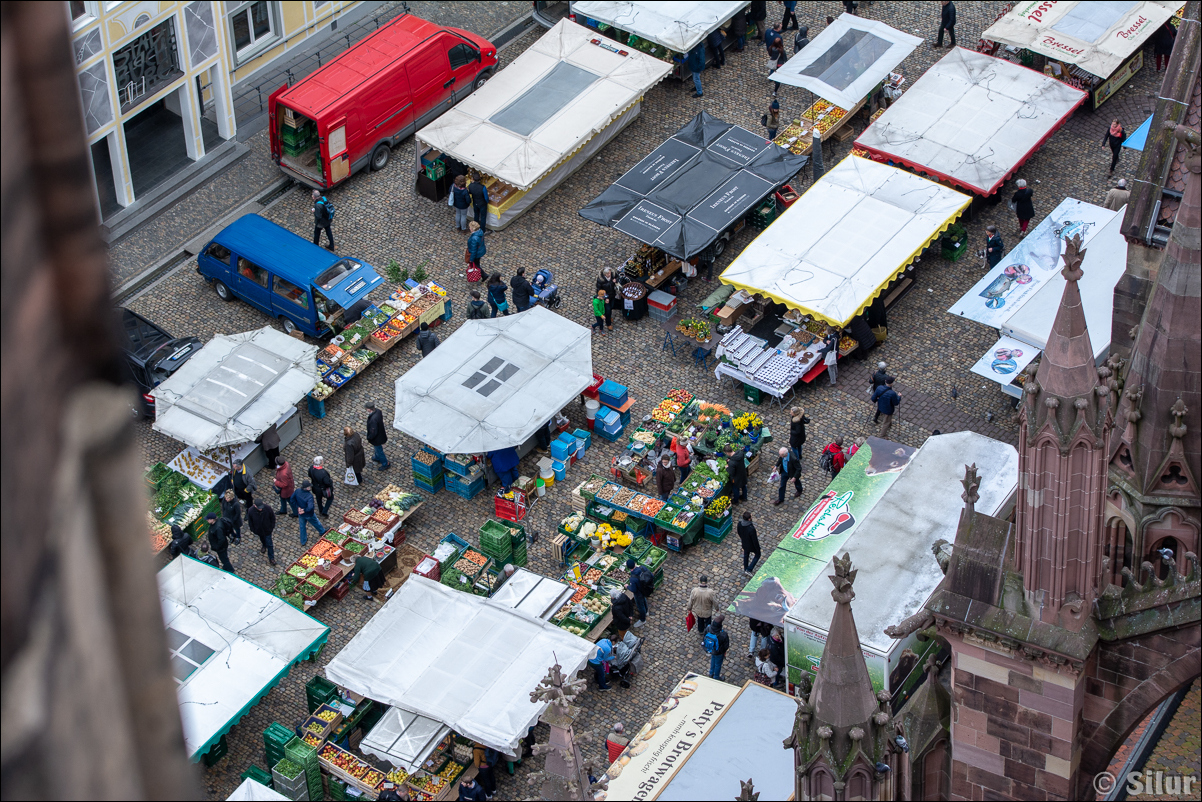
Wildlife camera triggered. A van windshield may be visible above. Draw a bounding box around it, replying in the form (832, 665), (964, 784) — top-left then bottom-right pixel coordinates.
(315, 259), (360, 290)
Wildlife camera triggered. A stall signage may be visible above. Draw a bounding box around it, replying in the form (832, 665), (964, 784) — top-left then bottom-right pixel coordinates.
(617, 139), (700, 194)
(603, 674), (740, 801)
(1094, 50), (1142, 108)
(615, 201), (681, 242)
(691, 173), (772, 232)
(792, 491), (856, 541)
(708, 126), (769, 167)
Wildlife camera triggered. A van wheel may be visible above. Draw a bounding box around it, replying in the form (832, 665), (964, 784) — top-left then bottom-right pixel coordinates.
(278, 316), (296, 335)
(214, 280), (233, 301)
(712, 237), (728, 258)
(371, 144), (391, 171)
(473, 70), (493, 91)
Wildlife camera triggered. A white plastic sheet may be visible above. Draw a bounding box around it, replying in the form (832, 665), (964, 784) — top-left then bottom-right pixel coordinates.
(324, 577), (596, 755)
(970, 334), (1040, 387)
(855, 48), (1087, 195)
(416, 19), (671, 190)
(393, 306), (592, 454)
(227, 779), (289, 801)
(151, 326), (317, 450)
(771, 14), (921, 109)
(159, 557), (329, 759)
(361, 707), (451, 774)
(572, 1), (750, 54)
(982, 1), (1178, 78)
(719, 156), (970, 327)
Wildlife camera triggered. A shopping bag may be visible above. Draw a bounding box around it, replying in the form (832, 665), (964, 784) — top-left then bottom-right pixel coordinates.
(686, 611), (696, 632)
(466, 263), (481, 283)
(767, 468), (780, 484)
(344, 467), (359, 486)
(463, 248), (472, 264)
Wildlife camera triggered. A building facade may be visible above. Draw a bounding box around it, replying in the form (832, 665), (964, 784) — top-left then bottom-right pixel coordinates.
(68, 1), (363, 218)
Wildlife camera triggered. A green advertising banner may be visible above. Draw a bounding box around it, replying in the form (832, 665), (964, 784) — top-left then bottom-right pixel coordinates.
(730, 438), (917, 625)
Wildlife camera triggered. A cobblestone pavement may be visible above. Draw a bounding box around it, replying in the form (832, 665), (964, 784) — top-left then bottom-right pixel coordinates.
(122, 2), (1170, 797)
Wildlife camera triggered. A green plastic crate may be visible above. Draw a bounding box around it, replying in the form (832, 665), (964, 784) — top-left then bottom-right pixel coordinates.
(285, 736), (318, 768)
(305, 676), (338, 713)
(202, 734), (229, 766)
(241, 765), (274, 788)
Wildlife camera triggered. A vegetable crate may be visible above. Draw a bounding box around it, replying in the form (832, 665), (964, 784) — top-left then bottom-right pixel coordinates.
(702, 524), (730, 544)
(411, 455), (444, 482)
(442, 454), (477, 478)
(413, 473), (445, 494)
(703, 515), (733, 538)
(445, 471), (484, 500)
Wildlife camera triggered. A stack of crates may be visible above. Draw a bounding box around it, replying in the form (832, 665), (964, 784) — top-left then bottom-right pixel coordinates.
(703, 513), (733, 543)
(479, 519), (513, 566)
(285, 737), (324, 801)
(595, 407), (626, 442)
(647, 290), (677, 323)
(509, 521), (528, 567)
(265, 722), (295, 768)
(748, 198), (777, 230)
(241, 765), (275, 789)
(271, 757), (310, 801)
(328, 777), (348, 801)
(305, 676), (338, 714)
(444, 461), (485, 500)
(280, 117), (316, 158)
(412, 448), (444, 494)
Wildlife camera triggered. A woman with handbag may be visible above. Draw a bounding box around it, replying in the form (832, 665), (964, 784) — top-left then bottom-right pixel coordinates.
(1010, 179), (1035, 236)
(343, 426), (366, 485)
(486, 272), (509, 318)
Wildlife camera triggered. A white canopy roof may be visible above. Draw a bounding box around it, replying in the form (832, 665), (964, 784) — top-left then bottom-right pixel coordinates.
(854, 48), (1086, 195)
(720, 156), (970, 327)
(324, 576), (596, 755)
(983, 1), (1178, 79)
(416, 19), (671, 190)
(159, 557), (329, 759)
(151, 326), (317, 450)
(572, 1), (750, 54)
(393, 306), (592, 454)
(490, 568), (574, 620)
(771, 14), (921, 109)
(227, 779), (289, 801)
(361, 706), (451, 775)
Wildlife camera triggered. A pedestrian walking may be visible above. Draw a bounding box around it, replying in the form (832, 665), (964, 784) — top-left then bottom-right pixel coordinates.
(466, 221), (486, 281)
(592, 289), (608, 335)
(738, 511), (762, 573)
(311, 190), (334, 249)
(486, 272), (509, 317)
(821, 437), (847, 478)
(274, 456), (298, 517)
(220, 488), (243, 545)
(707, 27), (726, 69)
(793, 24), (809, 55)
(1103, 119), (1126, 174)
(789, 406), (809, 463)
(686, 575), (717, 641)
(466, 290), (489, 319)
(626, 557), (654, 626)
(596, 267), (619, 330)
(764, 99), (780, 141)
(589, 639), (614, 691)
(610, 587), (635, 641)
(247, 496), (277, 565)
(260, 423), (281, 468)
(205, 512), (235, 572)
(935, 0), (956, 48)
(348, 553), (385, 601)
(872, 378), (902, 439)
(748, 0), (767, 40)
(824, 339), (839, 385)
(767, 36), (787, 93)
(724, 444), (748, 504)
(748, 617), (772, 658)
(294, 480), (325, 546)
(670, 434), (693, 484)
(510, 266), (535, 312)
(1011, 179), (1035, 235)
(1104, 179), (1130, 212)
(365, 401), (390, 470)
(450, 175), (472, 232)
(656, 453), (676, 501)
(231, 459), (256, 507)
(781, 0), (798, 30)
(344, 426), (366, 485)
(1152, 21), (1176, 72)
(984, 225), (1004, 269)
(703, 615), (730, 680)
(686, 42), (706, 97)
(467, 172), (489, 229)
(773, 446), (802, 505)
(308, 456), (334, 516)
(416, 321), (440, 356)
(728, 7), (747, 50)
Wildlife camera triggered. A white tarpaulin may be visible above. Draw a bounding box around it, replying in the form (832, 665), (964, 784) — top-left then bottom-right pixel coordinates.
(152, 326), (317, 450)
(771, 14), (921, 108)
(983, 1), (1177, 78)
(227, 779), (288, 801)
(159, 557), (329, 760)
(416, 19), (671, 190)
(854, 48), (1087, 195)
(719, 156), (970, 327)
(361, 707), (451, 774)
(572, 1), (750, 54)
(489, 568), (574, 620)
(324, 577), (596, 755)
(393, 306), (592, 454)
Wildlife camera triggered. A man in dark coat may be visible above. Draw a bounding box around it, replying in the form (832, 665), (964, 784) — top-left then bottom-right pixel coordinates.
(705, 615), (731, 680)
(510, 267), (535, 312)
(737, 511), (761, 574)
(706, 28), (726, 69)
(656, 454), (676, 501)
(727, 8), (747, 50)
(168, 525), (194, 559)
(774, 446), (802, 505)
(936, 0), (955, 48)
(873, 379), (902, 440)
(231, 459), (256, 507)
(247, 497), (277, 565)
(365, 400), (390, 470)
(789, 407), (810, 462)
(344, 426), (366, 485)
(308, 456), (334, 516)
(348, 554), (386, 601)
(416, 321), (440, 357)
(724, 444), (748, 504)
(626, 558), (654, 626)
(467, 173), (490, 229)
(312, 189), (334, 249)
(793, 24), (809, 55)
(205, 513), (235, 572)
(871, 363), (893, 424)
(685, 42), (706, 97)
(220, 488), (242, 544)
(294, 480), (325, 547)
(610, 588), (635, 640)
(747, 0), (767, 40)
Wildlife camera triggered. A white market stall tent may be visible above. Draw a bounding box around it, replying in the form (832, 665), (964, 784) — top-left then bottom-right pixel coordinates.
(719, 155), (970, 327)
(393, 306), (592, 455)
(361, 706), (452, 774)
(771, 13), (921, 109)
(854, 48), (1087, 195)
(159, 556), (329, 761)
(151, 326), (318, 450)
(324, 576), (596, 755)
(572, 1), (749, 55)
(489, 568), (574, 620)
(949, 198), (1125, 396)
(227, 779), (289, 801)
(416, 18), (671, 228)
(982, 1), (1177, 79)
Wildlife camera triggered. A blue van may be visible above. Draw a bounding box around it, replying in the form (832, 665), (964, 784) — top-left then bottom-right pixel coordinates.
(196, 214), (383, 338)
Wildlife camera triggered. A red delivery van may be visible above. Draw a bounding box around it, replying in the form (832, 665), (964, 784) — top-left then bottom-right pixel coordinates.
(269, 14), (497, 189)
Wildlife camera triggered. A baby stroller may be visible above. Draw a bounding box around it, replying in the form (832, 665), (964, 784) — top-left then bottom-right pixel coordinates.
(531, 269), (562, 310)
(607, 631), (644, 688)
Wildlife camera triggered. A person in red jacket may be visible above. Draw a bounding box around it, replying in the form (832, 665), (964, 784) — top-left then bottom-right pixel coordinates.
(821, 437), (847, 479)
(670, 435), (693, 484)
(273, 456), (297, 517)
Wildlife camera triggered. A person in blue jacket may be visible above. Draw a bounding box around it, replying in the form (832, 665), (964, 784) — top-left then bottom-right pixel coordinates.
(590, 639), (614, 691)
(686, 43), (706, 97)
(467, 221), (486, 275)
(488, 447), (520, 489)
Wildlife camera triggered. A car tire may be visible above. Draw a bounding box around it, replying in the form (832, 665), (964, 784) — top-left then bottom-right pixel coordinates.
(371, 143), (391, 171)
(278, 316), (296, 335)
(214, 280), (233, 301)
(712, 237), (728, 258)
(474, 70), (493, 91)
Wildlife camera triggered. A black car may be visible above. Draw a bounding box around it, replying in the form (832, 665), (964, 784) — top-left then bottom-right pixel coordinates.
(117, 307), (201, 417)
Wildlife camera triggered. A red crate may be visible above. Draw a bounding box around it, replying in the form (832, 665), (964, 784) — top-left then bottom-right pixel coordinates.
(414, 554), (440, 581)
(775, 184), (799, 208)
(328, 581), (351, 601)
(583, 372), (604, 400)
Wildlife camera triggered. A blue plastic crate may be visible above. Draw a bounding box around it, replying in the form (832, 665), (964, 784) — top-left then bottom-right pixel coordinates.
(572, 428), (591, 449)
(445, 471), (485, 496)
(446, 481), (483, 500)
(441, 300), (453, 321)
(594, 424), (626, 442)
(597, 380), (628, 408)
(440, 532), (470, 554)
(414, 473), (444, 494)
(597, 408), (620, 428)
(404, 278), (420, 289)
(703, 515), (733, 537)
(550, 440), (571, 461)
(618, 409), (632, 426)
(412, 458), (444, 482)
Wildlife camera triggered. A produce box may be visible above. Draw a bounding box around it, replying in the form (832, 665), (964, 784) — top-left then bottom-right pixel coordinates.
(144, 462), (173, 491)
(638, 546), (668, 572)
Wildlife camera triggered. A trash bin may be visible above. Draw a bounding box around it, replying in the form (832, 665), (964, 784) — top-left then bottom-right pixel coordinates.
(620, 282), (648, 321)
